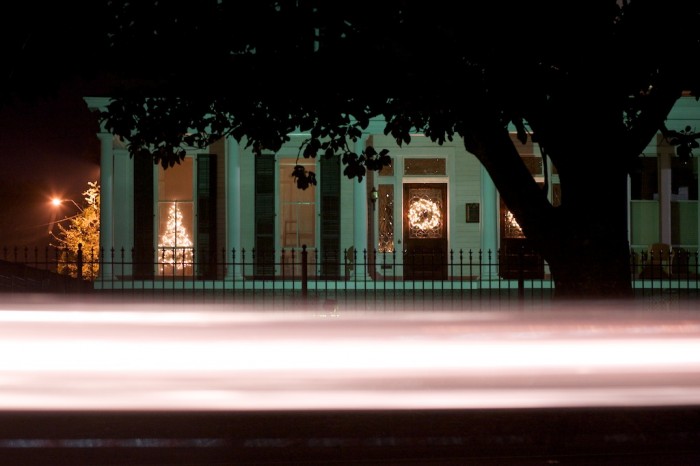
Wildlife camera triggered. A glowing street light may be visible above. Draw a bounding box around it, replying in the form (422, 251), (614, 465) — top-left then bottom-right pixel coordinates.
(48, 196), (82, 234)
(51, 197), (81, 210)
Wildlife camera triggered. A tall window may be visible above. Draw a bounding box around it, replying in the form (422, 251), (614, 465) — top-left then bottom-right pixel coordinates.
(378, 184), (394, 253)
(377, 157), (394, 254)
(279, 158), (316, 277)
(280, 158), (316, 250)
(157, 158), (194, 275)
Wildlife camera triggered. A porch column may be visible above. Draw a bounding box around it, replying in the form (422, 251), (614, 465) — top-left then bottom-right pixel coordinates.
(659, 150), (672, 245)
(112, 149), (133, 277)
(480, 166), (498, 279)
(226, 136), (243, 279)
(626, 174), (632, 246)
(98, 132), (114, 279)
(353, 135), (369, 278)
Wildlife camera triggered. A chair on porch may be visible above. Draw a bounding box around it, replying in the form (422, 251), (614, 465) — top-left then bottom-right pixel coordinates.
(639, 243), (673, 279)
(671, 247), (698, 279)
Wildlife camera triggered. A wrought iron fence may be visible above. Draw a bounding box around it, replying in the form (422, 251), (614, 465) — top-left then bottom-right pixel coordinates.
(1, 244), (699, 304)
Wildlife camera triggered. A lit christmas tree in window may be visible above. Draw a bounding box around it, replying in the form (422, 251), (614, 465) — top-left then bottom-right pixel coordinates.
(159, 202), (193, 272)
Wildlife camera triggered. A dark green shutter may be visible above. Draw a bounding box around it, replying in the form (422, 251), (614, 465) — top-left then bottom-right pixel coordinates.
(197, 154), (217, 279)
(320, 157), (341, 277)
(255, 153), (275, 276)
(133, 154), (154, 279)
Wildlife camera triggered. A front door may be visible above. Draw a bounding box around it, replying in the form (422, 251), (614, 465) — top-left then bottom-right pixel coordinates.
(403, 183), (448, 280)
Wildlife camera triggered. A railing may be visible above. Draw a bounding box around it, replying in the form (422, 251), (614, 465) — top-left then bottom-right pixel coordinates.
(1, 245), (699, 304)
(76, 245), (555, 309)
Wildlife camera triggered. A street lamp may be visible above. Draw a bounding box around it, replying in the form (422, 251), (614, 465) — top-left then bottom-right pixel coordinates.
(51, 197), (81, 210)
(48, 197), (81, 235)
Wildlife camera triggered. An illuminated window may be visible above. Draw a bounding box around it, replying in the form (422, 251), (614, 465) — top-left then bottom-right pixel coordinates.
(378, 185), (394, 253)
(157, 158), (194, 276)
(404, 158), (446, 176)
(503, 210), (525, 238)
(522, 157), (543, 176)
(378, 157), (394, 177)
(280, 158), (316, 250)
(279, 158), (317, 277)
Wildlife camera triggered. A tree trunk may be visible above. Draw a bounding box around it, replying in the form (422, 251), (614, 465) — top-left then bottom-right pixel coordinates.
(539, 165), (633, 299)
(464, 113), (636, 299)
(545, 235), (632, 299)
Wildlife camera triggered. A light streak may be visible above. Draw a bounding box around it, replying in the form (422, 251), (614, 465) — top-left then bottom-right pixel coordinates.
(0, 298), (699, 411)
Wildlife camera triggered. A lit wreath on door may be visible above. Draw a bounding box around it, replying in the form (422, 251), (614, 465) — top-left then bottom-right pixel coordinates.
(408, 195), (442, 238)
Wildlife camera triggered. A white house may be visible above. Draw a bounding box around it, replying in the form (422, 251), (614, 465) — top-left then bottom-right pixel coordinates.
(84, 96), (700, 287)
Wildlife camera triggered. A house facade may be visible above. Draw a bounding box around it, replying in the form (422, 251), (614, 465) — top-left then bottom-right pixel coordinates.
(85, 97), (700, 286)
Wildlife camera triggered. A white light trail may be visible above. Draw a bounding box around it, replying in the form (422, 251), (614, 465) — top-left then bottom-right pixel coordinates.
(0, 299), (699, 411)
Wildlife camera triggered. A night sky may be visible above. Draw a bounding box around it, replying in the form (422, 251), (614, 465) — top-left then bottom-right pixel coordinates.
(0, 84), (100, 252)
(0, 3), (106, 252)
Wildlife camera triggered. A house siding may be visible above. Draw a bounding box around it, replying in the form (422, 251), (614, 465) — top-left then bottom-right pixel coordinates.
(83, 95), (700, 285)
(452, 140), (482, 255)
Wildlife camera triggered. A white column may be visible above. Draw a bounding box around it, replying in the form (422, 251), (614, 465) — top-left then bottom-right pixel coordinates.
(98, 132), (114, 279)
(627, 174), (632, 246)
(353, 135), (369, 277)
(112, 149), (133, 276)
(226, 137), (242, 279)
(659, 151), (672, 244)
(480, 166), (498, 278)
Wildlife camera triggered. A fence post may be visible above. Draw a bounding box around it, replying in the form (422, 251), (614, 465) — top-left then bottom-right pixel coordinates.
(77, 243), (83, 282)
(301, 245), (308, 299)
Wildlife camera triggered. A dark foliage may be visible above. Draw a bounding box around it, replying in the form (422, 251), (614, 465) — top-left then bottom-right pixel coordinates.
(94, 1), (700, 297)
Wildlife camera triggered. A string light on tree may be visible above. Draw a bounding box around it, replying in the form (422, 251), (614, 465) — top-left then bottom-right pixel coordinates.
(50, 181), (101, 280)
(408, 197), (442, 238)
(505, 211), (525, 238)
(159, 203), (193, 270)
